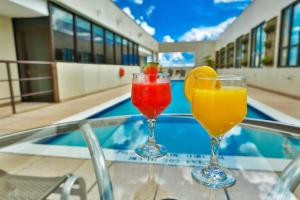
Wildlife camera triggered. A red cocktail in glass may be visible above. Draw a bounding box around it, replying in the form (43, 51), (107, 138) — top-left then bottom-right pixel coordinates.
(131, 73), (171, 158)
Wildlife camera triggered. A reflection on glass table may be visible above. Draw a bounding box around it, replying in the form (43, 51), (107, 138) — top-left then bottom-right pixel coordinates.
(0, 115), (300, 200)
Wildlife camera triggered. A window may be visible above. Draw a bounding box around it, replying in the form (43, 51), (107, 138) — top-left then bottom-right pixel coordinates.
(50, 3), (140, 66)
(115, 34), (122, 64)
(92, 25), (104, 63)
(159, 52), (195, 67)
(132, 43), (137, 65)
(220, 48), (226, 68)
(122, 39), (129, 65)
(75, 17), (92, 63)
(235, 36), (243, 68)
(50, 5), (75, 62)
(215, 51), (219, 67)
(226, 43), (234, 68)
(132, 43), (139, 65)
(105, 30), (114, 64)
(128, 41), (133, 65)
(251, 23), (266, 67)
(279, 2), (300, 66)
(135, 44), (139, 65)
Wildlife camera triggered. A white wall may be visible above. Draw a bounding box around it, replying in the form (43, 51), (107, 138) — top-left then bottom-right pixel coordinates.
(0, 15), (20, 105)
(218, 68), (300, 98)
(216, 0), (300, 98)
(216, 0), (295, 66)
(159, 41), (216, 67)
(53, 0), (158, 53)
(56, 63), (140, 101)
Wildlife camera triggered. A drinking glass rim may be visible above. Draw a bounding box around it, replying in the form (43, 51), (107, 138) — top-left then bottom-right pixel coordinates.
(194, 75), (245, 81)
(133, 72), (170, 77)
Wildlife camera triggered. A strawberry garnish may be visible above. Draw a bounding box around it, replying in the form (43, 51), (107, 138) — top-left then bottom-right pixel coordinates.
(144, 62), (159, 82)
(144, 62), (159, 74)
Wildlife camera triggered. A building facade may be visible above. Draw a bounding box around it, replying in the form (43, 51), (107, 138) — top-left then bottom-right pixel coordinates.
(215, 0), (300, 98)
(0, 0), (158, 104)
(0, 0), (299, 106)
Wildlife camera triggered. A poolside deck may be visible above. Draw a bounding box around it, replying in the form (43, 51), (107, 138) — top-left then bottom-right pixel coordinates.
(0, 84), (131, 135)
(248, 87), (300, 120)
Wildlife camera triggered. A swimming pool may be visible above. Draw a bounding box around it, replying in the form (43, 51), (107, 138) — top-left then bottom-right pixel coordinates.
(89, 80), (274, 121)
(36, 80), (300, 160)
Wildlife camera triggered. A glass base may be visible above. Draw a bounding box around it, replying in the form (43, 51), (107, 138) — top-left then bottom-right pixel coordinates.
(135, 143), (167, 158)
(192, 165), (236, 189)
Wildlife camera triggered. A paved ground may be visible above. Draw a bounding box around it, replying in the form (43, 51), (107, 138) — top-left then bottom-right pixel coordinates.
(0, 84), (131, 135)
(248, 87), (300, 119)
(0, 102), (50, 118)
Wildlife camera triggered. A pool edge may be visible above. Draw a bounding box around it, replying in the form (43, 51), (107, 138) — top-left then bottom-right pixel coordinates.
(56, 92), (300, 127)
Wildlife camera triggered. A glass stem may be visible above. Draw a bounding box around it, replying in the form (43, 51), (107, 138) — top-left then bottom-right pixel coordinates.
(147, 118), (156, 145)
(210, 137), (222, 166)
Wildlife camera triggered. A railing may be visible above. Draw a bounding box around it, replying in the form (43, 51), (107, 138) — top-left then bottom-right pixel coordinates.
(0, 60), (58, 114)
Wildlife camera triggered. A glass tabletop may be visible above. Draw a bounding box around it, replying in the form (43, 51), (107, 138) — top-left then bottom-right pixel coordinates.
(0, 115), (300, 200)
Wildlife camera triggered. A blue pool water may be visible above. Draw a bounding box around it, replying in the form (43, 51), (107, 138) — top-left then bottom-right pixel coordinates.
(38, 80), (300, 159)
(89, 80), (274, 121)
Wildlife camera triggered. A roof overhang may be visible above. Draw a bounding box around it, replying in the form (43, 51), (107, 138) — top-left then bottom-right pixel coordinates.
(139, 46), (152, 56)
(0, 0), (48, 18)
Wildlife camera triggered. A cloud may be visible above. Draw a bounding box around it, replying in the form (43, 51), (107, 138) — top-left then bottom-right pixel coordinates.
(146, 5), (155, 17)
(163, 35), (175, 43)
(141, 21), (155, 35)
(133, 0), (143, 4)
(122, 7), (155, 36)
(122, 7), (134, 19)
(220, 126), (242, 149)
(179, 17), (236, 41)
(135, 19), (141, 24)
(214, 0), (248, 3)
(159, 52), (195, 67)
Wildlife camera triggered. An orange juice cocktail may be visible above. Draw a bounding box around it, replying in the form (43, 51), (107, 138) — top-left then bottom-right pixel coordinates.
(192, 87), (247, 137)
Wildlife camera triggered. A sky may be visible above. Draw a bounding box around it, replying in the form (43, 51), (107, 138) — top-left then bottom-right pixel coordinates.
(113, 0), (252, 66)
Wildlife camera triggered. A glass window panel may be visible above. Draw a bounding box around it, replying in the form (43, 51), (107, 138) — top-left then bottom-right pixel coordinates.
(76, 17), (91, 63)
(115, 35), (122, 65)
(235, 37), (243, 68)
(133, 43), (137, 65)
(105, 30), (114, 64)
(50, 5), (75, 61)
(93, 25), (104, 64)
(261, 27), (266, 61)
(128, 41), (133, 65)
(280, 48), (288, 66)
(256, 27), (261, 54)
(251, 30), (256, 67)
(122, 39), (129, 65)
(282, 8), (292, 47)
(135, 44), (139, 65)
(255, 55), (259, 67)
(132, 43), (136, 65)
(289, 46), (298, 66)
(251, 24), (265, 67)
(291, 3), (300, 46)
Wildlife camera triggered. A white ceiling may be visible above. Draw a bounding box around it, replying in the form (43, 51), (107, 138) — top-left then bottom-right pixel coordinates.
(0, 0), (48, 18)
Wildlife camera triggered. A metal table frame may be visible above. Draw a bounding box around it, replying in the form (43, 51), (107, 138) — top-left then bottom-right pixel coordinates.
(0, 114), (300, 200)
